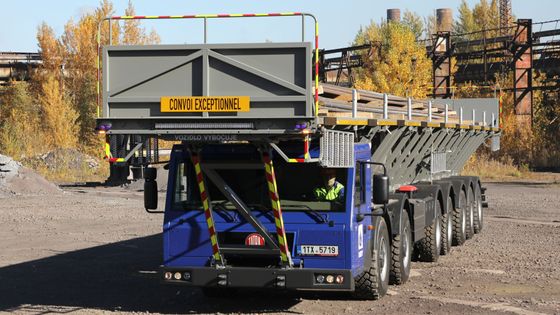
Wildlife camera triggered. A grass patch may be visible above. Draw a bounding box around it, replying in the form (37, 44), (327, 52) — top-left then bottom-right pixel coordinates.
(21, 148), (108, 183)
(461, 154), (526, 180)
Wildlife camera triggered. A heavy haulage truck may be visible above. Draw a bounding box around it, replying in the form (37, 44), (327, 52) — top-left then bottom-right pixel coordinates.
(96, 13), (501, 299)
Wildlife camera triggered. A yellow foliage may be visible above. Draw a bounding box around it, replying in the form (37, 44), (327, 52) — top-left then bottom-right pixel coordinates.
(38, 76), (79, 149)
(353, 22), (432, 98)
(0, 82), (46, 159)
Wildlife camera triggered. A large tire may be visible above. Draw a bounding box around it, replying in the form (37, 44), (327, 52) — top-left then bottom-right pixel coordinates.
(473, 183), (484, 234)
(465, 187), (475, 240)
(354, 216), (390, 300)
(440, 196), (453, 255)
(415, 201), (441, 262)
(390, 211), (412, 285)
(452, 190), (467, 246)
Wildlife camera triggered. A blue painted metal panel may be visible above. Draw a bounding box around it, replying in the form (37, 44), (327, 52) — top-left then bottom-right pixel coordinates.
(162, 142), (375, 277)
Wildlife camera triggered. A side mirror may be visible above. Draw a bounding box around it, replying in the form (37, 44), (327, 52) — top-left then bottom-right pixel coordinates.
(144, 167), (158, 210)
(373, 174), (389, 205)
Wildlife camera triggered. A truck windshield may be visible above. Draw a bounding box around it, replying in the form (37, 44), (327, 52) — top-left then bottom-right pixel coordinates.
(172, 158), (347, 212)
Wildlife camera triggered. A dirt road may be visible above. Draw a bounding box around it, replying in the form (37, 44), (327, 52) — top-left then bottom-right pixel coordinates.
(0, 181), (559, 314)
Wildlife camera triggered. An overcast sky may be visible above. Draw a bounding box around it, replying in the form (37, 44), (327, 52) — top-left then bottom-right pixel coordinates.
(1, 0), (559, 52)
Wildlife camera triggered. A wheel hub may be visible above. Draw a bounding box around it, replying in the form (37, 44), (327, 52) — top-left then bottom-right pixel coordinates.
(379, 236), (388, 282)
(403, 227), (410, 269)
(435, 215), (441, 250)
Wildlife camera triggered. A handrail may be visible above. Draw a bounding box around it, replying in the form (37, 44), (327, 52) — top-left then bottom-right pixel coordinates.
(96, 12), (319, 118)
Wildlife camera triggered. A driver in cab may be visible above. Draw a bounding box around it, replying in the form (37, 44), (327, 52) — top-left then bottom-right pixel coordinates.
(313, 168), (344, 202)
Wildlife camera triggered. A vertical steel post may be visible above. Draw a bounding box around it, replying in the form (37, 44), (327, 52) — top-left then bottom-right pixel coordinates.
(444, 103), (449, 124)
(491, 113), (495, 128)
(428, 101), (433, 122)
(301, 15), (305, 42)
(483, 111), (487, 126)
(460, 106), (464, 124)
(204, 17), (207, 43)
(383, 93), (389, 119)
(472, 109), (476, 125)
(407, 97), (412, 120)
(352, 89), (358, 118)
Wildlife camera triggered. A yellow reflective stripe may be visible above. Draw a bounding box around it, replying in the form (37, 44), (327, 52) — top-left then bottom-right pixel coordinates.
(337, 119), (368, 125)
(427, 122), (440, 128)
(264, 157), (289, 264)
(145, 16), (159, 19)
(404, 121), (421, 127)
(443, 123), (456, 128)
(170, 15), (183, 18)
(120, 16), (134, 19)
(254, 13), (269, 16)
(229, 14), (243, 17)
(377, 119), (398, 126)
(195, 14), (218, 18)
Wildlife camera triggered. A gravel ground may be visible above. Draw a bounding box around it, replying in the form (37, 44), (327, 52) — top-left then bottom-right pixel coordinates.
(0, 180), (559, 314)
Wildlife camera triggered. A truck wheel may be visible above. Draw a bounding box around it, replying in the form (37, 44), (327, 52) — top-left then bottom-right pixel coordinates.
(473, 184), (483, 233)
(465, 187), (475, 239)
(452, 190), (467, 246)
(440, 196), (453, 255)
(415, 202), (441, 262)
(353, 216), (390, 300)
(390, 210), (412, 285)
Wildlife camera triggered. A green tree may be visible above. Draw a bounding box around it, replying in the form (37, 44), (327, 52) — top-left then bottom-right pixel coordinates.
(402, 10), (424, 40)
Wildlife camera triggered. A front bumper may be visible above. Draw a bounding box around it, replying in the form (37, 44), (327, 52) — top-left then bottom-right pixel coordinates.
(161, 266), (354, 291)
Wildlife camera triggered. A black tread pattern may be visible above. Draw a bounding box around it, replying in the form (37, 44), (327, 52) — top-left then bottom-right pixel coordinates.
(354, 217), (389, 300)
(440, 212), (451, 255)
(452, 191), (467, 246)
(354, 258), (381, 300)
(473, 184), (483, 233)
(390, 211), (411, 285)
(416, 203), (440, 262)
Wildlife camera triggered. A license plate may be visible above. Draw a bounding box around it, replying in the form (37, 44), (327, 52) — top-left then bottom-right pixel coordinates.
(160, 96), (250, 112)
(297, 245), (339, 257)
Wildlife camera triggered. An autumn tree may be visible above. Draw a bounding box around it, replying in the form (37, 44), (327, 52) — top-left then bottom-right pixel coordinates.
(38, 76), (79, 149)
(353, 21), (432, 98)
(0, 0), (165, 162)
(0, 82), (45, 158)
(60, 0), (159, 148)
(122, 0), (161, 45)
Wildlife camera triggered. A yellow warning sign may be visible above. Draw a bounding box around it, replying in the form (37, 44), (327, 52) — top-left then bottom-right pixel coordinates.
(161, 96), (250, 112)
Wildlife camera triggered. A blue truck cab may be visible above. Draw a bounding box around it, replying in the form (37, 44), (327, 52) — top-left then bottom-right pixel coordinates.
(159, 141), (382, 294)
